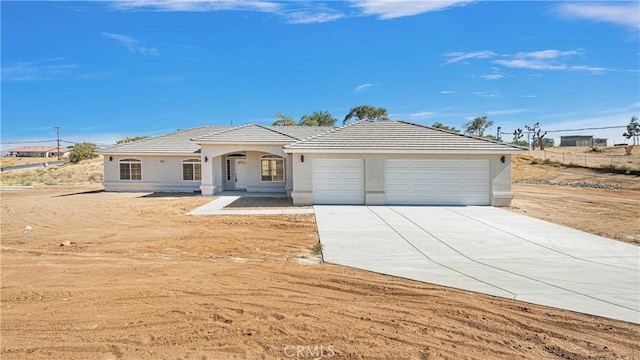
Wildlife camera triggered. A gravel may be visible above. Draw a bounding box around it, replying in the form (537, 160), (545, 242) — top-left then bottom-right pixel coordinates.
(513, 180), (621, 189)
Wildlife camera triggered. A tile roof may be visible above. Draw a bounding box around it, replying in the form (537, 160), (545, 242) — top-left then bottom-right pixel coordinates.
(284, 121), (527, 153)
(100, 126), (235, 154)
(99, 124), (334, 154)
(191, 124), (333, 143)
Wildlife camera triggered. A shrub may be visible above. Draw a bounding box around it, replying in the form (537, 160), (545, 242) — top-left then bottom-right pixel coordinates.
(311, 243), (324, 255)
(531, 158), (540, 164)
(68, 142), (98, 163)
(543, 158), (551, 165)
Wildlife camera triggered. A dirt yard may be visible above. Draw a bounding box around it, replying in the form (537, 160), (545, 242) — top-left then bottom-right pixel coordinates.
(510, 155), (640, 244)
(2, 156), (640, 359)
(1, 186), (639, 360)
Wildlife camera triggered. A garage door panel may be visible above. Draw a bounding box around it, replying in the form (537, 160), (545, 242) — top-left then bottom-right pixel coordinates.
(385, 159), (490, 205)
(313, 159), (364, 205)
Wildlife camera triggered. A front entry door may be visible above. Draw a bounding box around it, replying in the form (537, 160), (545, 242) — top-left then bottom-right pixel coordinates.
(235, 159), (247, 189)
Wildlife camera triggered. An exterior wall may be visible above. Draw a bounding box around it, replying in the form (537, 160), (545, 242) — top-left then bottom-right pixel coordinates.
(199, 144), (291, 195)
(560, 136), (594, 147)
(103, 155), (202, 192)
(289, 153), (514, 207)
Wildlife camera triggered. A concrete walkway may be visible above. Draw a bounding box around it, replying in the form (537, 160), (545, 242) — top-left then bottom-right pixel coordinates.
(188, 196), (315, 215)
(315, 205), (640, 324)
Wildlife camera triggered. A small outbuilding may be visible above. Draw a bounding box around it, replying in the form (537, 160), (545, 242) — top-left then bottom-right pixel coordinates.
(560, 135), (607, 147)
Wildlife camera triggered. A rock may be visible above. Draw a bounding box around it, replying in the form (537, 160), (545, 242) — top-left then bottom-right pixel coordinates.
(513, 180), (620, 190)
(60, 241), (75, 247)
(22, 225), (32, 234)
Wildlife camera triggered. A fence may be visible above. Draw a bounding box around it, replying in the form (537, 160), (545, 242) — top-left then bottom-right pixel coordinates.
(527, 149), (639, 170)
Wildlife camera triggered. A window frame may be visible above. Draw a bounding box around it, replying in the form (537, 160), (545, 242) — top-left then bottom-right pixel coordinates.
(260, 155), (285, 182)
(119, 158), (142, 181)
(182, 158), (202, 181)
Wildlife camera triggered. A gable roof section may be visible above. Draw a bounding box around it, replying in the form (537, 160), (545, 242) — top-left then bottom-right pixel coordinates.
(192, 124), (333, 144)
(100, 126), (234, 155)
(269, 126), (335, 139)
(284, 121), (526, 154)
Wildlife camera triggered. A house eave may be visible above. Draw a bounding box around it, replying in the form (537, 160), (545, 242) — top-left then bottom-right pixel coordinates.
(282, 148), (526, 155)
(194, 141), (294, 146)
(97, 151), (201, 157)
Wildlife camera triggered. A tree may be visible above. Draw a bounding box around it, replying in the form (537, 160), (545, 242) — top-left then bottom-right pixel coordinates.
(525, 122), (548, 150)
(623, 115), (640, 145)
(299, 111), (337, 127)
(343, 105), (389, 125)
(511, 139), (530, 147)
(116, 136), (150, 144)
(272, 113), (297, 126)
(463, 116), (494, 137)
(431, 122), (460, 133)
(68, 142), (97, 163)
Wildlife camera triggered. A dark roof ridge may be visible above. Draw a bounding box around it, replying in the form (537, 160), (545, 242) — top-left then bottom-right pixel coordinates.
(190, 123), (254, 141)
(397, 120), (528, 151)
(252, 123), (299, 140)
(284, 120), (367, 148)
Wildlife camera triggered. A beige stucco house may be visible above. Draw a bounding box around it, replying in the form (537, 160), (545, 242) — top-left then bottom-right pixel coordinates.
(101, 121), (525, 206)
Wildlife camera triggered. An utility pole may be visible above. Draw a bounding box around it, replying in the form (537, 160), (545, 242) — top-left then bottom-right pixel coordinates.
(496, 126), (501, 141)
(54, 126), (61, 160)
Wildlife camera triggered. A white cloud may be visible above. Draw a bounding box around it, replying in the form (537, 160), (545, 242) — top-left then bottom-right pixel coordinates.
(521, 94), (536, 98)
(111, 0), (282, 13)
(440, 90), (455, 94)
(443, 50), (496, 64)
(495, 58), (567, 70)
(554, 2), (640, 30)
(1, 59), (77, 81)
(353, 83), (375, 92)
(493, 49), (580, 70)
(407, 111), (435, 119)
(286, 11), (345, 24)
(485, 109), (530, 116)
(473, 90), (501, 98)
(102, 32), (159, 55)
(522, 49), (581, 59)
(480, 73), (504, 80)
(352, 0), (474, 19)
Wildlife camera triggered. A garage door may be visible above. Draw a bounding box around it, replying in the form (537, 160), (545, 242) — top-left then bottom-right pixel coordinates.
(313, 159), (364, 204)
(385, 159), (490, 205)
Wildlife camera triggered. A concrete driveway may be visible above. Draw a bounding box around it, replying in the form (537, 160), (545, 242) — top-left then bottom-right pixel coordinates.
(314, 206), (640, 324)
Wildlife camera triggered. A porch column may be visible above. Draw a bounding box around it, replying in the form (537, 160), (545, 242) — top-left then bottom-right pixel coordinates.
(199, 150), (216, 196)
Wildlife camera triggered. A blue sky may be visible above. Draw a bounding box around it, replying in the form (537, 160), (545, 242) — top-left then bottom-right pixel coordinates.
(1, 1), (639, 149)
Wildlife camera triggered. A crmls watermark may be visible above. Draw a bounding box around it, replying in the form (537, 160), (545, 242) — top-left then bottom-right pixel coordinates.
(283, 344), (335, 358)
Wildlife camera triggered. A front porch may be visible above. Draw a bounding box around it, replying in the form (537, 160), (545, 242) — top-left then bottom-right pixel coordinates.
(198, 147), (294, 196)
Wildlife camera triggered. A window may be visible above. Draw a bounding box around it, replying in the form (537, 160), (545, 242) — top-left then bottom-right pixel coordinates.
(119, 158), (142, 180)
(182, 159), (201, 181)
(261, 155), (284, 182)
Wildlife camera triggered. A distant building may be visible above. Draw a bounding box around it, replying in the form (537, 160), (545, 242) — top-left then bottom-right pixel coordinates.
(8, 146), (68, 158)
(560, 135), (607, 147)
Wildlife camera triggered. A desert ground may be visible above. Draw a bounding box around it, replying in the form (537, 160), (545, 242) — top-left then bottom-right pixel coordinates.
(1, 155), (639, 359)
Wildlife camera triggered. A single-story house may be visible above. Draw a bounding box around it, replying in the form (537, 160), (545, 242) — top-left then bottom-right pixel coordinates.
(8, 146), (68, 158)
(100, 121), (525, 206)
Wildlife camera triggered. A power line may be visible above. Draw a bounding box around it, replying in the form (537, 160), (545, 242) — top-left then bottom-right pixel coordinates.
(0, 140), (58, 145)
(500, 125), (626, 135)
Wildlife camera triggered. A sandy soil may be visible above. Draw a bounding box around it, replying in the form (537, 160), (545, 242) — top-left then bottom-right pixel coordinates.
(0, 157), (103, 186)
(527, 146), (640, 171)
(1, 188), (639, 359)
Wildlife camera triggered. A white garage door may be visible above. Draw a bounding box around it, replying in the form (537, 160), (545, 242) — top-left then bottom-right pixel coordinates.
(385, 159), (490, 205)
(313, 159), (364, 204)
